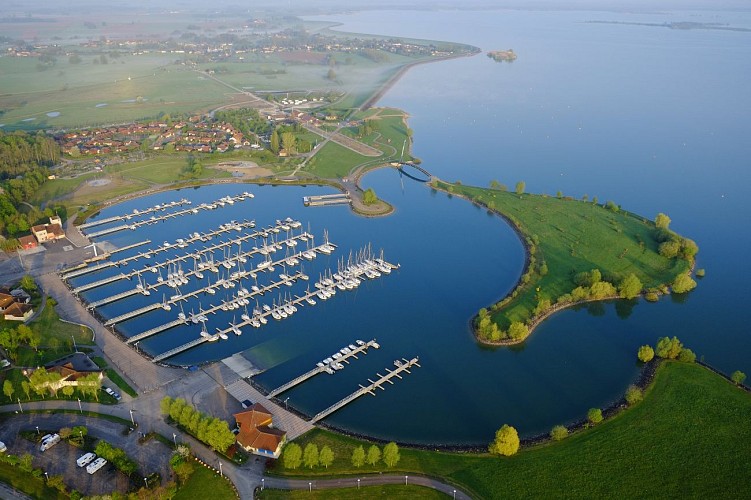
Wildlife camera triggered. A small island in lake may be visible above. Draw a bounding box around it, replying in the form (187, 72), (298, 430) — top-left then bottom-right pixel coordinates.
(487, 49), (517, 62)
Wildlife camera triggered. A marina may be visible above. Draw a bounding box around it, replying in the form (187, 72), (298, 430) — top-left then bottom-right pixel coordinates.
(310, 357), (421, 423)
(267, 339), (380, 398)
(77, 198), (192, 229)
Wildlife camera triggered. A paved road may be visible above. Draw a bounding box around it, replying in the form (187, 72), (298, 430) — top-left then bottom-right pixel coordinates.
(264, 475), (470, 499)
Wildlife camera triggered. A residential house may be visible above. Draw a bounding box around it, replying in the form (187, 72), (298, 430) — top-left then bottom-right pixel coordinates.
(3, 302), (33, 322)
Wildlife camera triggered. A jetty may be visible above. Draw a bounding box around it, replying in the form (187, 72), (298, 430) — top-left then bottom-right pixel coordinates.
(303, 193), (351, 207)
(267, 339), (380, 398)
(77, 199), (192, 229)
(310, 357), (421, 423)
(83, 193), (253, 238)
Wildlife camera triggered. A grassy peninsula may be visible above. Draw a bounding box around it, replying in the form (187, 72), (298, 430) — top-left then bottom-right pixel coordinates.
(431, 181), (696, 344)
(269, 362), (751, 499)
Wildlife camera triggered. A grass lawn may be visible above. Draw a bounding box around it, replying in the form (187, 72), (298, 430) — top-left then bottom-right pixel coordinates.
(0, 461), (67, 500)
(258, 485), (446, 499)
(31, 299), (95, 347)
(435, 182), (690, 329)
(173, 463), (236, 500)
(305, 141), (370, 179)
(270, 362), (751, 499)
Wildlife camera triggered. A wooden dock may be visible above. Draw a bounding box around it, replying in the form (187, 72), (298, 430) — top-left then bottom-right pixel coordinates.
(303, 193), (351, 207)
(310, 357), (421, 423)
(267, 339), (379, 398)
(78, 199), (191, 229)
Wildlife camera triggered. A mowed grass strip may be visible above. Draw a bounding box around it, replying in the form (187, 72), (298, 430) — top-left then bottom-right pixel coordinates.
(270, 362), (751, 499)
(257, 484), (446, 499)
(438, 183), (688, 327)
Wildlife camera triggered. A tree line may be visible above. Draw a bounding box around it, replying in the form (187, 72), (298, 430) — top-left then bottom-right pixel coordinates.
(282, 441), (400, 470)
(160, 396), (236, 453)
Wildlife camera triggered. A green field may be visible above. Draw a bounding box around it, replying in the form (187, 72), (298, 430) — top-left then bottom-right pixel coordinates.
(258, 484), (446, 499)
(0, 460), (67, 500)
(32, 298), (94, 347)
(435, 182), (690, 330)
(269, 362), (751, 499)
(173, 463), (236, 500)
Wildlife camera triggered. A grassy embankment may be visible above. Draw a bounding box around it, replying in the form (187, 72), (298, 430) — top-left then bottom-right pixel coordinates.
(432, 181), (691, 340)
(173, 463), (237, 500)
(0, 461), (67, 500)
(270, 362), (751, 499)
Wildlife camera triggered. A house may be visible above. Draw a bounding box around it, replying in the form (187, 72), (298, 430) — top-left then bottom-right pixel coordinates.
(3, 302), (33, 322)
(18, 235), (38, 250)
(0, 293), (15, 311)
(30, 216), (66, 244)
(10, 288), (31, 304)
(44, 353), (103, 385)
(234, 403), (287, 458)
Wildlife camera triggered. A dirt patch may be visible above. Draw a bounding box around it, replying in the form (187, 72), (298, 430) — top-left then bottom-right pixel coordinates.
(211, 161), (272, 178)
(87, 178), (112, 187)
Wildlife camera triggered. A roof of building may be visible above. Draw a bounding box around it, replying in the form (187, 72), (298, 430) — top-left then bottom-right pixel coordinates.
(0, 293), (15, 310)
(47, 223), (65, 238)
(3, 302), (32, 318)
(236, 425), (286, 452)
(234, 403), (273, 429)
(31, 224), (47, 233)
(19, 235), (37, 247)
(44, 352), (101, 381)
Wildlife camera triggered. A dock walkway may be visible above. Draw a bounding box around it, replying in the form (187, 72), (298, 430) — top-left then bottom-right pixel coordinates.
(267, 339), (379, 398)
(311, 357), (420, 423)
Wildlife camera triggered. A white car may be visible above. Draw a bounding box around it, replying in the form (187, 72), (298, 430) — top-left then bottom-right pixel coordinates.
(0, 441), (7, 453)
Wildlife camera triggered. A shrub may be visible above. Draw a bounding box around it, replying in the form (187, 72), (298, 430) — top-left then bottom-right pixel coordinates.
(489, 424), (520, 456)
(587, 408), (603, 425)
(731, 370), (746, 386)
(678, 348), (696, 363)
(637, 345), (654, 363)
(550, 425), (568, 441)
(625, 385), (643, 405)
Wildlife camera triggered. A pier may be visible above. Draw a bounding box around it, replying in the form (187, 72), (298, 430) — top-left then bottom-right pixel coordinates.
(303, 193), (351, 207)
(310, 357), (421, 423)
(83, 193), (253, 238)
(267, 339), (380, 398)
(77, 199), (191, 229)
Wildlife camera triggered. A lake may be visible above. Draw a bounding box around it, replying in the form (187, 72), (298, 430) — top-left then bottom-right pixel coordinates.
(78, 7), (751, 445)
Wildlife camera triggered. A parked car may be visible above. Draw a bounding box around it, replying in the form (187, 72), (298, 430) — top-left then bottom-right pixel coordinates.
(103, 387), (121, 401)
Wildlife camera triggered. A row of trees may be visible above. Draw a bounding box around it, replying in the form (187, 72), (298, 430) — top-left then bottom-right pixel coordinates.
(160, 397), (235, 453)
(94, 440), (138, 475)
(283, 441), (401, 470)
(0, 323), (41, 361)
(637, 336), (696, 364)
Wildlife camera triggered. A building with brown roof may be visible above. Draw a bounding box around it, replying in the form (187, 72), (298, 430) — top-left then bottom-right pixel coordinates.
(3, 302), (33, 322)
(234, 403), (287, 458)
(19, 235), (38, 250)
(30, 216), (66, 244)
(44, 352), (103, 384)
(0, 293), (15, 311)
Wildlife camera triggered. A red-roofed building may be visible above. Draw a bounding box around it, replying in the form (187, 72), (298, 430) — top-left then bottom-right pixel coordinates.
(19, 235), (38, 250)
(234, 403), (287, 458)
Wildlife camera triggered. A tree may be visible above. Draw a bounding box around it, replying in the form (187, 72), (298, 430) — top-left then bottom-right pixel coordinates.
(489, 180), (506, 191)
(672, 273), (697, 294)
(19, 274), (36, 291)
(654, 213), (671, 230)
(303, 443), (319, 469)
(366, 445), (381, 466)
(319, 445), (334, 468)
(659, 240), (681, 258)
(625, 385), (643, 405)
(160, 396), (173, 415)
(283, 443), (302, 469)
(281, 131), (296, 154)
(362, 188), (378, 205)
(655, 336), (683, 359)
(515, 181), (525, 195)
(507, 322), (528, 341)
(326, 68), (337, 81)
(382, 442), (400, 467)
(618, 274), (642, 299)
(587, 408), (603, 425)
(21, 380), (31, 400)
(172, 460), (194, 484)
(3, 380), (14, 399)
(270, 129), (280, 154)
(489, 424), (519, 456)
(731, 370), (746, 386)
(605, 200), (619, 212)
(351, 445), (366, 467)
(678, 348), (696, 363)
(550, 425), (568, 441)
(680, 238), (699, 260)
(637, 345), (654, 363)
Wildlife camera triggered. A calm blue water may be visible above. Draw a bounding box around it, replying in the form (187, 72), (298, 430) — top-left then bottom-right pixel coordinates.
(78, 8), (751, 445)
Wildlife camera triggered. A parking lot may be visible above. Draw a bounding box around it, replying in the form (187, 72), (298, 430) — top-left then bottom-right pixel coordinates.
(0, 413), (172, 496)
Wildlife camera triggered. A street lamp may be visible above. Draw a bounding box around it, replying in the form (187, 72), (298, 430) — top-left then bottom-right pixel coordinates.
(79, 430), (83, 443)
(77, 397), (82, 414)
(284, 397), (289, 410)
(129, 408), (136, 426)
(72, 335), (77, 353)
(173, 433), (177, 446)
(219, 461), (223, 477)
(17, 398), (22, 414)
(453, 490), (457, 499)
(44, 472), (49, 482)
(144, 477), (148, 489)
(308, 482), (312, 492)
(36, 426), (39, 435)
(405, 475), (408, 485)
(357, 479), (360, 489)
(261, 478), (264, 490)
